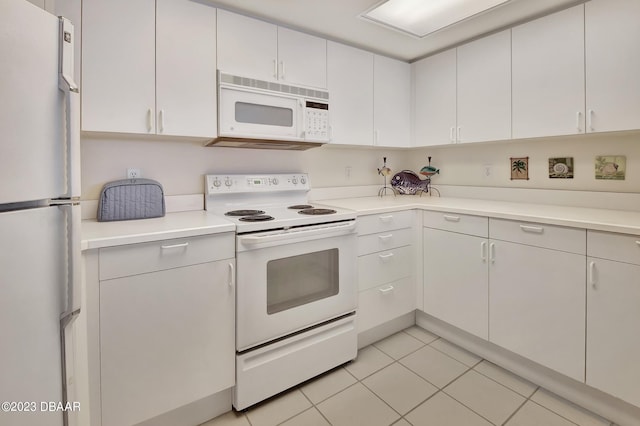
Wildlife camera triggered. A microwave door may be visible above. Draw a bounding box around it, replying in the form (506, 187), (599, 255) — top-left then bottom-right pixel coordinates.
(219, 88), (300, 140)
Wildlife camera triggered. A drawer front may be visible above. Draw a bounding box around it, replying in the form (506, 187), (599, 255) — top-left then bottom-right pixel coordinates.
(357, 210), (414, 236)
(99, 232), (235, 280)
(358, 277), (415, 333)
(358, 245), (412, 291)
(423, 210), (488, 238)
(588, 230), (640, 265)
(489, 218), (585, 254)
(358, 228), (414, 256)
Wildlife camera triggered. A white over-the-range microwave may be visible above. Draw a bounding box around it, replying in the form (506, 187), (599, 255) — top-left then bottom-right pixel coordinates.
(206, 72), (330, 150)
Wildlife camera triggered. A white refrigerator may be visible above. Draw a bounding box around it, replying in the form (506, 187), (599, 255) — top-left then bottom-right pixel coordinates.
(0, 1), (81, 426)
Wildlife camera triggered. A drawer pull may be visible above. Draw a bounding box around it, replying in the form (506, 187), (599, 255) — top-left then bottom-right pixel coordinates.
(379, 215), (393, 223)
(520, 225), (544, 234)
(489, 242), (495, 263)
(443, 215), (460, 222)
(378, 252), (394, 262)
(160, 242), (189, 250)
(379, 285), (395, 295)
(228, 262), (234, 288)
(481, 241), (487, 262)
(378, 234), (393, 242)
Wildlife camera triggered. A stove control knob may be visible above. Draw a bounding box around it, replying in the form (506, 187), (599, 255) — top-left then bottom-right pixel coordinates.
(292, 177), (298, 184)
(271, 178), (279, 185)
(300, 176), (307, 184)
(212, 178), (221, 187)
(224, 178), (232, 187)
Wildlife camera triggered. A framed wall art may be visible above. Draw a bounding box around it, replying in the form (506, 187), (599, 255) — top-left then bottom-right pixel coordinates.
(510, 157), (529, 180)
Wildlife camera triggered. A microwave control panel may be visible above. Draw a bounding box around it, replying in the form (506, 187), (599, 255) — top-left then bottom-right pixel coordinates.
(304, 101), (329, 140)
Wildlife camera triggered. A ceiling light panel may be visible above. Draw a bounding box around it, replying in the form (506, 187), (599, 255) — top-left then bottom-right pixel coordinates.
(362, 0), (511, 38)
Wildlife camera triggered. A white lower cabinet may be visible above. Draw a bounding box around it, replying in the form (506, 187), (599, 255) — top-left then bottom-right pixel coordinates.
(586, 231), (640, 407)
(489, 219), (586, 381)
(423, 211), (489, 339)
(357, 211), (416, 333)
(93, 233), (235, 426)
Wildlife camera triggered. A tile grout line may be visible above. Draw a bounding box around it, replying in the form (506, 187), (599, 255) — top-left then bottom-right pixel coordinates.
(498, 386), (539, 426)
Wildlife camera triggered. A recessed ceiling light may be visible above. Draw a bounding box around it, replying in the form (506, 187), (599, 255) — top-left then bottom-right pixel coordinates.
(361, 0), (511, 38)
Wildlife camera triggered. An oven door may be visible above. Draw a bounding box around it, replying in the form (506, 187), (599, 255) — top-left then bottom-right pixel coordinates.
(236, 221), (357, 351)
(218, 86), (302, 141)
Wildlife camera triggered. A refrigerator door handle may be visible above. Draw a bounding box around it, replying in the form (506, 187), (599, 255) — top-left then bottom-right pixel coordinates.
(59, 17), (81, 199)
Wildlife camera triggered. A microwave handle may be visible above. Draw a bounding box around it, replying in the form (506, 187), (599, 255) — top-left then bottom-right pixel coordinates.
(299, 99), (305, 139)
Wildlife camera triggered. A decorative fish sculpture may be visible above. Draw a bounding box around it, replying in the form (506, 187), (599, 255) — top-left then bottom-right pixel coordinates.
(420, 165), (440, 177)
(391, 170), (430, 195)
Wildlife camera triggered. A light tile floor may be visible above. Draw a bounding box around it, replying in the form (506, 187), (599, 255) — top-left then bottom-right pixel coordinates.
(201, 326), (613, 426)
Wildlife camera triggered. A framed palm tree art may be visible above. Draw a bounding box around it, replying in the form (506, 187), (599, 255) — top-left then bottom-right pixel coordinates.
(510, 157), (529, 180)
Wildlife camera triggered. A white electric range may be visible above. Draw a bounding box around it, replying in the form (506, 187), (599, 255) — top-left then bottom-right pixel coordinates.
(205, 174), (358, 410)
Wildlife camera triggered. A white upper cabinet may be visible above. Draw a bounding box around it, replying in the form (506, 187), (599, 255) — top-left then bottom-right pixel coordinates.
(82, 0), (156, 134)
(155, 0), (217, 138)
(413, 49), (456, 147)
(512, 5), (585, 139)
(374, 55), (411, 147)
(277, 27), (327, 89)
(327, 42), (373, 146)
(82, 0), (217, 137)
(217, 10), (327, 88)
(216, 10), (277, 83)
(585, 0), (640, 133)
(457, 30), (511, 144)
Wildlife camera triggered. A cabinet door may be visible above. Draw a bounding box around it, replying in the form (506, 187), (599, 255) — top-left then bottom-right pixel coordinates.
(156, 0), (217, 138)
(423, 228), (488, 339)
(277, 27), (327, 88)
(413, 49), (456, 146)
(374, 55), (411, 147)
(585, 0), (640, 133)
(587, 258), (640, 407)
(82, 0), (156, 133)
(457, 30), (511, 143)
(512, 5), (585, 138)
(489, 241), (585, 381)
(217, 9), (278, 82)
(327, 42), (373, 145)
(100, 260), (235, 426)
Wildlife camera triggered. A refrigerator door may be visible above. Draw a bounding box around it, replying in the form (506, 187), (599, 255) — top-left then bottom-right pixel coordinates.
(0, 0), (66, 204)
(0, 206), (67, 426)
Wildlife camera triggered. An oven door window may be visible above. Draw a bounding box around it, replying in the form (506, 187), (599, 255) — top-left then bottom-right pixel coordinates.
(266, 248), (339, 314)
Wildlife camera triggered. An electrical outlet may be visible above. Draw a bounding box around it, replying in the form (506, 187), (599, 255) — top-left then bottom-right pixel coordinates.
(483, 164), (492, 178)
(127, 168), (141, 179)
(345, 166), (352, 179)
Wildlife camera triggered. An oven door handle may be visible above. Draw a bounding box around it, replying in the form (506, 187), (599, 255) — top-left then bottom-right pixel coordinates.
(238, 221), (356, 245)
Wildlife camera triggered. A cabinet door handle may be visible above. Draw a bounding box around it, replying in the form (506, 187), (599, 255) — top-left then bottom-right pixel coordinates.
(481, 241), (487, 262)
(379, 215), (393, 223)
(520, 225), (544, 234)
(160, 242), (189, 250)
(374, 130), (379, 146)
(489, 242), (495, 263)
(379, 285), (395, 295)
(279, 60), (285, 80)
(378, 234), (393, 242)
(443, 215), (460, 222)
(228, 262), (234, 288)
(450, 127), (455, 143)
(378, 252), (394, 262)
(588, 109), (594, 132)
(147, 108), (153, 132)
(457, 126), (461, 143)
(589, 261), (596, 288)
(576, 111), (582, 131)
(158, 109), (164, 133)
(273, 59), (278, 79)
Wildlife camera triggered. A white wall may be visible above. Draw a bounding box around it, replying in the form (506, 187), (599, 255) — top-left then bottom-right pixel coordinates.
(80, 136), (406, 200)
(407, 132), (640, 193)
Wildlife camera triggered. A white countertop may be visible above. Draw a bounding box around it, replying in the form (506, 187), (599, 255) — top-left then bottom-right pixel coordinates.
(81, 211), (235, 250)
(316, 195), (640, 236)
